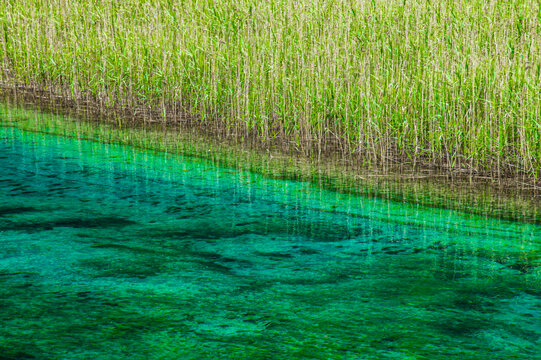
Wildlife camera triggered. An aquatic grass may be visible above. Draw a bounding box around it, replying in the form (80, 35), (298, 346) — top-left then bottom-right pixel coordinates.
(0, 0), (540, 177)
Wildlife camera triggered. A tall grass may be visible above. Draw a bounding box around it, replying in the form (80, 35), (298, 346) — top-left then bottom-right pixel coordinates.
(1, 0), (540, 177)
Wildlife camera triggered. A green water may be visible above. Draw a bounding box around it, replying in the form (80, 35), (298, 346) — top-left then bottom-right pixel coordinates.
(0, 124), (540, 360)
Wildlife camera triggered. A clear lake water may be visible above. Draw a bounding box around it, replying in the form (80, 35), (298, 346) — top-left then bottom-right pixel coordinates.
(0, 123), (540, 359)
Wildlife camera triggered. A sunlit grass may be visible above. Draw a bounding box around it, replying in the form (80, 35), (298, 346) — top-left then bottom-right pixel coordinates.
(1, 0), (540, 177)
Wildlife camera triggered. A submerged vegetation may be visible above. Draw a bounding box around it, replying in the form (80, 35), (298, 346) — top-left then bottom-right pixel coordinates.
(1, 0), (540, 178)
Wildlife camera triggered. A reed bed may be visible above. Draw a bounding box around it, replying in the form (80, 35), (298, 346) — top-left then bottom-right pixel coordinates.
(1, 0), (540, 178)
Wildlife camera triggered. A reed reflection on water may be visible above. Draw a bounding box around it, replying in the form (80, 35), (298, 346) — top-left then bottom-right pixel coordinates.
(0, 120), (540, 359)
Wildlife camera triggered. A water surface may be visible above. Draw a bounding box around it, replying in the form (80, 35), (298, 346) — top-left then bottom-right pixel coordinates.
(0, 125), (540, 359)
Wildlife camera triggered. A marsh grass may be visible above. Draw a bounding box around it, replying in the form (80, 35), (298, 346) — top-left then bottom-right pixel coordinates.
(1, 0), (540, 177)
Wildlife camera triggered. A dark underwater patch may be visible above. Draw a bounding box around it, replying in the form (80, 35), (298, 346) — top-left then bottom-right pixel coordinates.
(189, 250), (240, 263)
(234, 221), (258, 227)
(54, 217), (136, 228)
(0, 217), (137, 232)
(194, 260), (234, 275)
(299, 248), (321, 255)
(383, 249), (407, 255)
(505, 262), (540, 274)
(90, 243), (160, 255)
(0, 206), (38, 216)
(0, 352), (37, 360)
(255, 251), (294, 259)
(434, 317), (491, 337)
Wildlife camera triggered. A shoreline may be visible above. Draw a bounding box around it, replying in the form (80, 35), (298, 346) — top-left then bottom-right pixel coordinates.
(2, 84), (541, 185)
(1, 88), (540, 225)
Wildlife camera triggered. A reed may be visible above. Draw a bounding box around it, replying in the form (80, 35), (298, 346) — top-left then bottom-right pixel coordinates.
(1, 0), (540, 178)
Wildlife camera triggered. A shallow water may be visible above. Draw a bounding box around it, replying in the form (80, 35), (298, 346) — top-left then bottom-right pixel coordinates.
(0, 125), (540, 359)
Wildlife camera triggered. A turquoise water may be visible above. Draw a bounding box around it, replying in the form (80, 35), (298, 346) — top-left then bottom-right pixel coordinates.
(0, 125), (540, 360)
